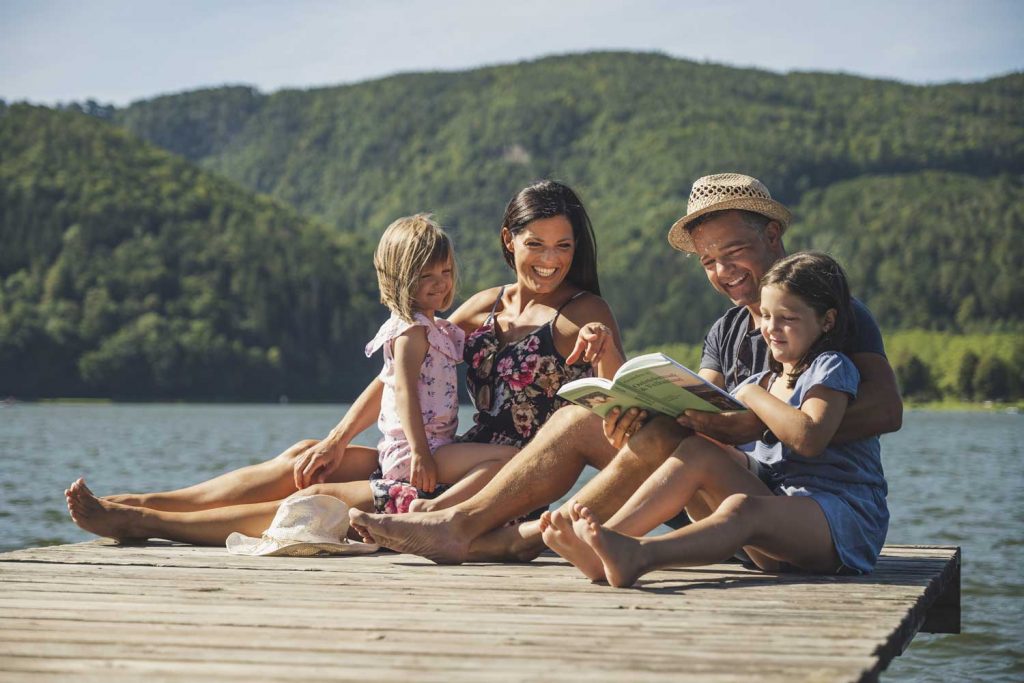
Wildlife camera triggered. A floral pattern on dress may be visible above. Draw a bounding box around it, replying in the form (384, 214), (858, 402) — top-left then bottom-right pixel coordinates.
(369, 471), (449, 514)
(460, 314), (592, 448)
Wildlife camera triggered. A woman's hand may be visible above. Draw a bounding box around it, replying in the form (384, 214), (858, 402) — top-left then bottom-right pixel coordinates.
(602, 407), (648, 450)
(409, 450), (438, 493)
(293, 440), (344, 489)
(567, 323), (619, 370)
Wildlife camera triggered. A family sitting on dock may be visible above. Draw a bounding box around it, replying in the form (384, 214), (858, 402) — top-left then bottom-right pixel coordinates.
(66, 173), (902, 586)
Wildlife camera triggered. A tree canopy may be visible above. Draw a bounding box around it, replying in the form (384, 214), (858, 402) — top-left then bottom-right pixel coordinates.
(3, 52), (1021, 399)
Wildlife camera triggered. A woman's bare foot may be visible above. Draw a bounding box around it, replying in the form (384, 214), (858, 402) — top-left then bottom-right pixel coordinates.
(348, 508), (470, 563)
(573, 505), (646, 588)
(102, 493), (147, 507)
(540, 507), (606, 582)
(65, 478), (148, 541)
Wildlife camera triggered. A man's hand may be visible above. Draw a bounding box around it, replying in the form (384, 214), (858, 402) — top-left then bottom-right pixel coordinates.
(293, 440), (343, 489)
(602, 407), (648, 450)
(409, 451), (438, 493)
(676, 409), (765, 445)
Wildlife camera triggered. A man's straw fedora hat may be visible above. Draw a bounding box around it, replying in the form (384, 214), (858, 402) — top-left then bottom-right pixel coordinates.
(226, 494), (379, 557)
(667, 173), (792, 253)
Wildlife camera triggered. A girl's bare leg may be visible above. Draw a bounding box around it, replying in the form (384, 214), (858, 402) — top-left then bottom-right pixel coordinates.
(105, 443), (379, 512)
(69, 476), (377, 545)
(409, 461), (503, 513)
(543, 435), (769, 581)
(574, 493), (840, 587)
(407, 443), (517, 513)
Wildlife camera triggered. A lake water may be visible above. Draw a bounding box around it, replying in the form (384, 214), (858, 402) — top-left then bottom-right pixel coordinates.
(0, 404), (1021, 680)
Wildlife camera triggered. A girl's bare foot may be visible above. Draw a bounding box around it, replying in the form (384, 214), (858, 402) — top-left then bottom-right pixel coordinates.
(406, 497), (435, 514)
(573, 505), (646, 588)
(539, 507), (606, 582)
(65, 478), (148, 541)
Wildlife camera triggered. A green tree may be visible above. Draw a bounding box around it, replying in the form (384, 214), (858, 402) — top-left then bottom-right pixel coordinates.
(957, 351), (979, 399)
(972, 355), (1012, 401)
(896, 355), (938, 401)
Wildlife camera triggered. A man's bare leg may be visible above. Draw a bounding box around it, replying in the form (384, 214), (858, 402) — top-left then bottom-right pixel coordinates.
(105, 443), (379, 512)
(349, 406), (619, 563)
(350, 410), (697, 563)
(498, 414), (694, 565)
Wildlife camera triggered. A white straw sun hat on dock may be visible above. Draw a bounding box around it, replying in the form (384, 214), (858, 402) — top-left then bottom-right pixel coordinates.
(226, 494), (380, 557)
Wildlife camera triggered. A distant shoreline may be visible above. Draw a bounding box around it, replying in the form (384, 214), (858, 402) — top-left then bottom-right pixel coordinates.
(6, 397), (1022, 412)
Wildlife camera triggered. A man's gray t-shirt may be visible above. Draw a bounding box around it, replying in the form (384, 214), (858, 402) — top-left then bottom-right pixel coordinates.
(700, 298), (885, 392)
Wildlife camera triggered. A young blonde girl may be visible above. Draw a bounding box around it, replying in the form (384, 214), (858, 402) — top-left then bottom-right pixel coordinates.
(364, 214), (514, 514)
(543, 252), (889, 586)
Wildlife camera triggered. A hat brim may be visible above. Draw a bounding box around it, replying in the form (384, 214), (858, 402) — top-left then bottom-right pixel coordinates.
(226, 532), (380, 557)
(667, 197), (792, 253)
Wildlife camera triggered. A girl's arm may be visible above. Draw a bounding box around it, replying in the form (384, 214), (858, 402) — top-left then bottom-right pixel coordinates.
(736, 382), (850, 457)
(393, 326), (438, 492)
(294, 378), (384, 488)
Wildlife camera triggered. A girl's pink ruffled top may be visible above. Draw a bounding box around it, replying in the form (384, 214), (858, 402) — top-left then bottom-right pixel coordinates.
(365, 312), (465, 452)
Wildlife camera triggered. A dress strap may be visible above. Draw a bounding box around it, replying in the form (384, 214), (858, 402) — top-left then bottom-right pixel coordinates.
(551, 290), (589, 325)
(485, 286), (506, 323)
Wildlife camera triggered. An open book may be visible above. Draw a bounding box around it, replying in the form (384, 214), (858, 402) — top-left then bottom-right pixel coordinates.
(557, 352), (745, 418)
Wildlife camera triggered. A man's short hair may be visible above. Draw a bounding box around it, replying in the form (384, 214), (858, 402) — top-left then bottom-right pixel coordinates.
(687, 209), (773, 235)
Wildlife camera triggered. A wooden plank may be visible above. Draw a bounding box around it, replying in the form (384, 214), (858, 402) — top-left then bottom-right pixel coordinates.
(0, 542), (959, 683)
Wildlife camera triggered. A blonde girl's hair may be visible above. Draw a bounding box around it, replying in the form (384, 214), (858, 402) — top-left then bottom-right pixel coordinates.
(374, 214), (457, 322)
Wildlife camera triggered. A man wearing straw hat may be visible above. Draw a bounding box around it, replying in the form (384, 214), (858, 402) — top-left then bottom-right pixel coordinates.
(350, 173), (903, 564)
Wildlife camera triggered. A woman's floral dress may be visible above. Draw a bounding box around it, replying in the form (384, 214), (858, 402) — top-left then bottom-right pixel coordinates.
(457, 287), (594, 449)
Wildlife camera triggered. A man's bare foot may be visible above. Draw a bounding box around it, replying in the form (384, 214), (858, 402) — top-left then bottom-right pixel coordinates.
(464, 519), (544, 563)
(348, 508), (470, 563)
(540, 507), (606, 582)
(573, 505), (646, 588)
(65, 478), (148, 541)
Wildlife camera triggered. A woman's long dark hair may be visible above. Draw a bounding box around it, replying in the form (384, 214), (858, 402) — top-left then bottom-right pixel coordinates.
(500, 180), (601, 296)
(762, 252), (853, 388)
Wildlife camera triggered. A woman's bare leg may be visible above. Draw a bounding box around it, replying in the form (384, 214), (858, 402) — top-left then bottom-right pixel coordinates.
(105, 443), (379, 512)
(573, 493), (840, 587)
(68, 477), (377, 545)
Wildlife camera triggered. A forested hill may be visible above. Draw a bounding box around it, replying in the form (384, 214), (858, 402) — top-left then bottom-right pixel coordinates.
(3, 52), (1022, 399)
(0, 104), (380, 399)
(109, 52), (1023, 347)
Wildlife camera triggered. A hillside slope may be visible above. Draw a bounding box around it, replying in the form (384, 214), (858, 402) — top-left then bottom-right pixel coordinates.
(110, 52), (1024, 346)
(0, 104), (379, 399)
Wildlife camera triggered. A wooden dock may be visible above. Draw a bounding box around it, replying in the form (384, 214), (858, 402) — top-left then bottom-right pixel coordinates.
(0, 542), (959, 682)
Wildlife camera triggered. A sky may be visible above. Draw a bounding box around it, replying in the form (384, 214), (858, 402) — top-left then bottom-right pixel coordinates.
(2, 0), (1022, 106)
